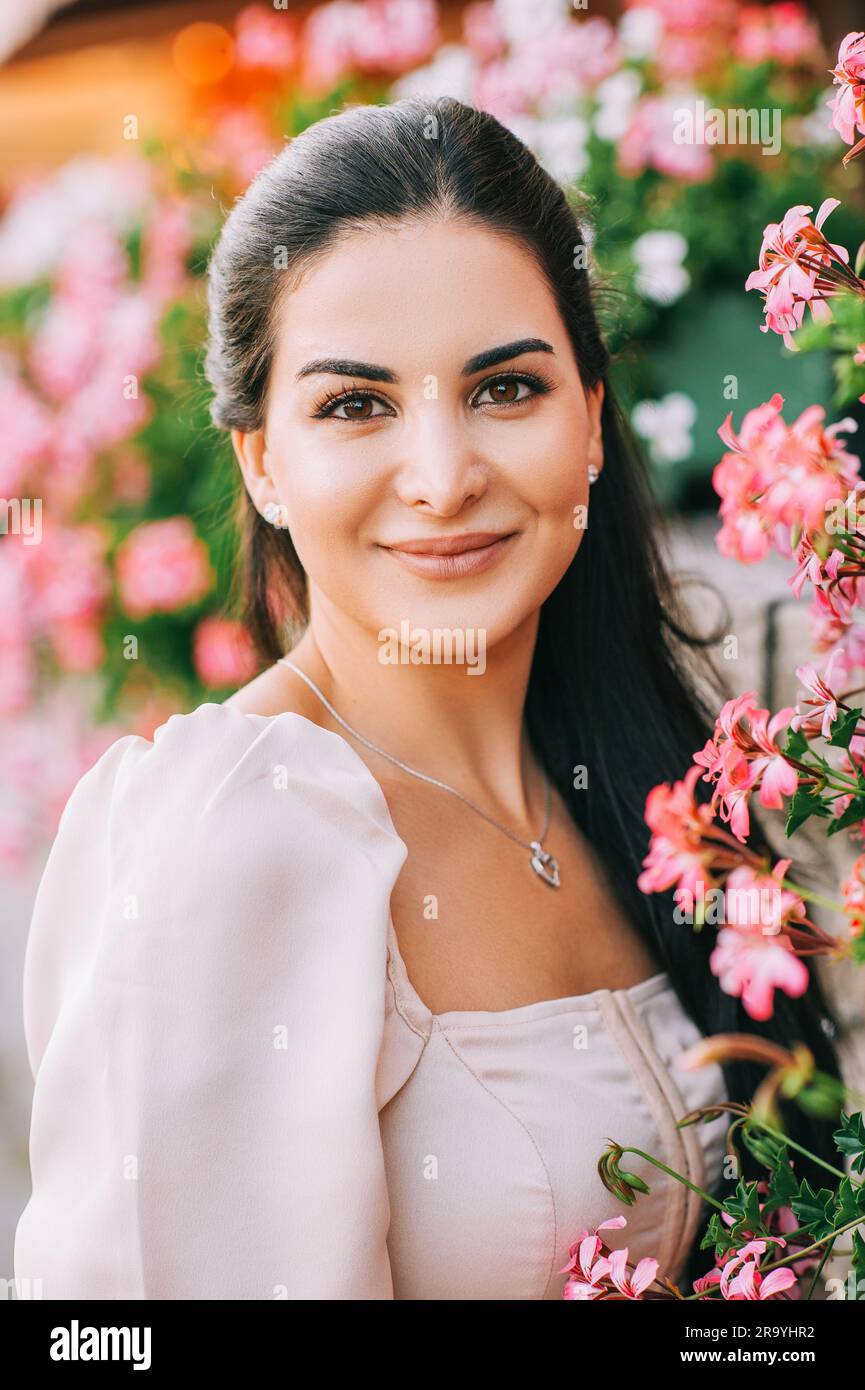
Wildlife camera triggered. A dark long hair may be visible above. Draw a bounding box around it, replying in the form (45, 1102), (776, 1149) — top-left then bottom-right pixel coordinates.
(204, 96), (845, 1289)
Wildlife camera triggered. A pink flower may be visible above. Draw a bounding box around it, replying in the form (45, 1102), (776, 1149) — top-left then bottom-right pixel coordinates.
(234, 4), (297, 71)
(559, 1215), (627, 1276)
(116, 516), (214, 618)
(25, 521), (111, 627)
(724, 858), (806, 936)
(694, 692), (798, 841)
(560, 1217), (661, 1301)
(710, 925), (809, 1020)
(745, 200), (858, 350)
(841, 853), (865, 937)
(638, 764), (720, 898)
(206, 108), (281, 188)
(721, 1239), (796, 1300)
(618, 94), (714, 182)
(697, 1238), (797, 1299)
(790, 648), (846, 739)
(193, 616), (259, 689)
(141, 196), (195, 302)
(301, 0), (440, 91)
(0, 364), (52, 496)
(827, 31), (865, 164)
(603, 1248), (660, 1299)
(713, 395), (859, 563)
(735, 3), (822, 68)
(49, 619), (105, 675)
(461, 1), (506, 63)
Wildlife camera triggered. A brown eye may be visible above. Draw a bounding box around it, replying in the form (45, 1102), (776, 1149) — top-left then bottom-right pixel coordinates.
(488, 380), (520, 403)
(472, 373), (551, 409)
(341, 397), (374, 419)
(314, 390), (392, 420)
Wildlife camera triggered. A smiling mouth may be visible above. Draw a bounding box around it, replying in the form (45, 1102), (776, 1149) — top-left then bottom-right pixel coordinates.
(380, 532), (517, 579)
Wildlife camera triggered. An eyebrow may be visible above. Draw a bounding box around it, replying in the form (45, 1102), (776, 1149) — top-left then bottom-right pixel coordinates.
(294, 337), (556, 384)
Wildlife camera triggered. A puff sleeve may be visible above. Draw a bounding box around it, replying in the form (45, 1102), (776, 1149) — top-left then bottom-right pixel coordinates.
(13, 703), (409, 1300)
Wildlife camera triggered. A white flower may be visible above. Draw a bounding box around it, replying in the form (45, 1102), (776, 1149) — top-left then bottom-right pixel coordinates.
(493, 0), (572, 48)
(618, 7), (664, 61)
(391, 44), (477, 103)
(632, 229), (690, 305)
(790, 88), (842, 147)
(593, 68), (643, 142)
(533, 115), (590, 186)
(632, 392), (697, 465)
(0, 156), (152, 289)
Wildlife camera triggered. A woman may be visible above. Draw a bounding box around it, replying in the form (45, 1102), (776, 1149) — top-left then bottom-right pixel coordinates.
(15, 96), (842, 1300)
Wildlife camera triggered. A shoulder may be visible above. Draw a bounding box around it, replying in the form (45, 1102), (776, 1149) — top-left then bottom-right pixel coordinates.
(66, 699), (402, 854)
(23, 698), (408, 1075)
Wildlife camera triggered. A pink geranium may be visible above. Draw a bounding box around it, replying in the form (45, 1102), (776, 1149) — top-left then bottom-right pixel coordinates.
(234, 3), (297, 71)
(637, 763), (723, 898)
(827, 31), (865, 164)
(713, 394), (859, 563)
(710, 924), (809, 1021)
(618, 94), (714, 182)
(724, 857), (807, 936)
(693, 692), (798, 842)
(560, 1217), (661, 1301)
(0, 364), (53, 497)
(696, 1238), (797, 1300)
(461, 1), (507, 63)
(301, 0), (439, 90)
(790, 648), (846, 739)
(193, 616), (259, 689)
(842, 853), (865, 937)
(734, 3), (822, 68)
(116, 516), (214, 618)
(745, 199), (864, 350)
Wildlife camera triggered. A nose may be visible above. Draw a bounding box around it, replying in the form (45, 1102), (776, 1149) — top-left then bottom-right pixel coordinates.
(392, 409), (489, 516)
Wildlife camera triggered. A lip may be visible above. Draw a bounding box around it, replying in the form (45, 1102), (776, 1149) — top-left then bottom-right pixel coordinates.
(381, 531), (517, 580)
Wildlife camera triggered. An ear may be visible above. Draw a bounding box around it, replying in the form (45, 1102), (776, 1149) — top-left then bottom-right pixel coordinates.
(230, 428), (280, 517)
(586, 380), (605, 479)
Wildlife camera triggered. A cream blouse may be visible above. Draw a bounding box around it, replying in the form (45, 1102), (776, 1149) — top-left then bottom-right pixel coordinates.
(14, 701), (728, 1300)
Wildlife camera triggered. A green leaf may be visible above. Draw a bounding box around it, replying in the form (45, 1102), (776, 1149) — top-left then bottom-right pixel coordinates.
(827, 797), (865, 836)
(791, 1179), (838, 1239)
(828, 706), (863, 749)
(834, 1111), (865, 1175)
(784, 726), (810, 761)
(785, 785), (831, 836)
(836, 1176), (865, 1226)
(722, 1178), (771, 1244)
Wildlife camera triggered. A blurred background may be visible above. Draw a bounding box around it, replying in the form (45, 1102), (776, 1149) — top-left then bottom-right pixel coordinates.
(2, 0), (865, 1281)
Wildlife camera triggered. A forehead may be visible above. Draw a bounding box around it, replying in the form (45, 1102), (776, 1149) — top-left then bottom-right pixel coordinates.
(270, 219), (562, 375)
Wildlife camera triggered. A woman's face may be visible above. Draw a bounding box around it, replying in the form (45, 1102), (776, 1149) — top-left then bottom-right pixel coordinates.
(232, 218), (603, 652)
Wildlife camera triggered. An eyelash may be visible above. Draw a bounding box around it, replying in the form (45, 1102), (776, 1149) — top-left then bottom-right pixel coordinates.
(309, 370), (556, 420)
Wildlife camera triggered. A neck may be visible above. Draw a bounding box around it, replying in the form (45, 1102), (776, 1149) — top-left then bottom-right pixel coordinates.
(285, 588), (544, 829)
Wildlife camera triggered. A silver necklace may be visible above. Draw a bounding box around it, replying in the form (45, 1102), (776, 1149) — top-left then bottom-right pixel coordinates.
(278, 658), (560, 888)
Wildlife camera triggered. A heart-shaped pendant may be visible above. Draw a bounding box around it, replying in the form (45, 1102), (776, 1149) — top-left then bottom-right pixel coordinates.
(530, 841), (560, 889)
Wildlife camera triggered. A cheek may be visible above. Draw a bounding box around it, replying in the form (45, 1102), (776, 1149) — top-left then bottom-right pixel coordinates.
(510, 406), (590, 529)
(268, 431), (379, 551)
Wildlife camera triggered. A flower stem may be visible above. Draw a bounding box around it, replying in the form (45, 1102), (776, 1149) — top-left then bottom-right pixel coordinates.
(750, 1118), (850, 1182)
(614, 1146), (727, 1211)
(777, 877), (846, 914)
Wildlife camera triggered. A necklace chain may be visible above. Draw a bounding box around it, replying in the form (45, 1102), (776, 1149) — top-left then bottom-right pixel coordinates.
(278, 659), (557, 877)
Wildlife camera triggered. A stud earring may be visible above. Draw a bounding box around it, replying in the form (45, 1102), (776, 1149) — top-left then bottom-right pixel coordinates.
(587, 464), (600, 485)
(263, 501), (288, 528)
